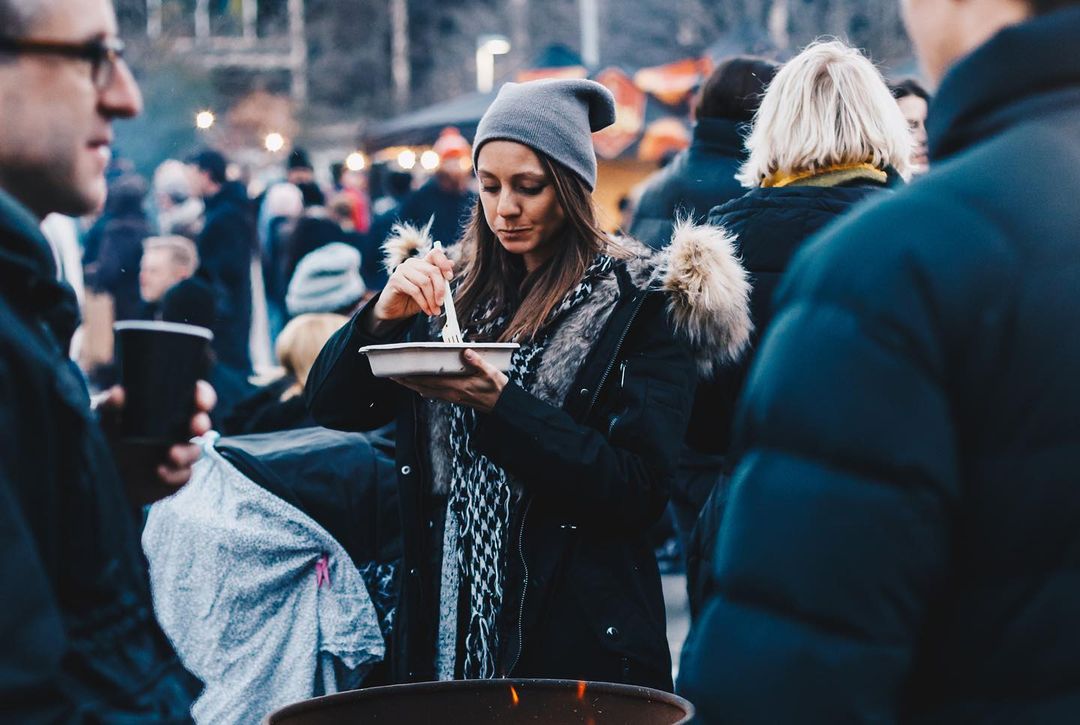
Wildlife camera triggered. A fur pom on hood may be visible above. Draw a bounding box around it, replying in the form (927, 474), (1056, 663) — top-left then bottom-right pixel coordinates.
(382, 218), (752, 376)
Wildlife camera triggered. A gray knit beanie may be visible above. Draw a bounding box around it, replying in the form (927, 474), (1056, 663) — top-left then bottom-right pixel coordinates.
(472, 79), (617, 190)
(286, 243), (366, 316)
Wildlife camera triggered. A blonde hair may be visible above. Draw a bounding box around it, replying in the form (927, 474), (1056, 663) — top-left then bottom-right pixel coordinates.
(143, 235), (199, 274)
(275, 313), (348, 399)
(738, 40), (912, 187)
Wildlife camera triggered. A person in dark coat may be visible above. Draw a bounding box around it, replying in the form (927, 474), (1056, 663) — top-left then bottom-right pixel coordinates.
(189, 149), (255, 374)
(629, 57), (779, 250)
(84, 173), (152, 321)
(138, 234), (254, 427)
(306, 79), (751, 689)
(225, 313), (346, 435)
(137, 234), (203, 321)
(679, 3), (1080, 722)
(390, 127), (476, 249)
(363, 171), (414, 292)
(627, 56), (778, 570)
(0, 0), (213, 717)
(678, 41), (911, 597)
(258, 181), (305, 341)
(281, 207), (347, 290)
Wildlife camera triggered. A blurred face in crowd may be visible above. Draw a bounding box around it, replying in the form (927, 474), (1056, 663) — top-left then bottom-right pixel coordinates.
(436, 155), (472, 193)
(477, 140), (566, 272)
(139, 246), (189, 303)
(897, 94), (929, 172)
(287, 166), (314, 185)
(901, 0), (1032, 84)
(0, 0), (142, 218)
(341, 169), (367, 192)
(185, 165), (216, 199)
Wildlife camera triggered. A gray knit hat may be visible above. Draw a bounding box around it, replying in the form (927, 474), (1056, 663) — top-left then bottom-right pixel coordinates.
(472, 79), (617, 190)
(286, 243), (366, 316)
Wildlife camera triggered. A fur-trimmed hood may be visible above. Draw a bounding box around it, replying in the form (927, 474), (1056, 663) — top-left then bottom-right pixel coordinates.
(382, 218), (751, 375)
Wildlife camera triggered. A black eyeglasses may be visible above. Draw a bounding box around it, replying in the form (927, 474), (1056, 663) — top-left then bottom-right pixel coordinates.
(0, 36), (126, 91)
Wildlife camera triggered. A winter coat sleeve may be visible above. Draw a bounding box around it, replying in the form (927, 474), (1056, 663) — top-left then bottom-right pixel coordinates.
(471, 295), (696, 531)
(677, 194), (1014, 723)
(305, 298), (414, 431)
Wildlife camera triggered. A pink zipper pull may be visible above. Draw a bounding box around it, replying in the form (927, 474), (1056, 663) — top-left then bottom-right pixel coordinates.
(315, 554), (331, 589)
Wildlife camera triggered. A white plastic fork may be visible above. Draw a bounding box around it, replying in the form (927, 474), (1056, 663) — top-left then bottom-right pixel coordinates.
(433, 241), (463, 343)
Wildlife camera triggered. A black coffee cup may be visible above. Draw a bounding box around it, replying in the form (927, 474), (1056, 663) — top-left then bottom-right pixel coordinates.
(113, 320), (213, 444)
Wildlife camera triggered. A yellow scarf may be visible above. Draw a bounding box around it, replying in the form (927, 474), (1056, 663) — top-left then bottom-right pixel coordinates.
(762, 162), (887, 188)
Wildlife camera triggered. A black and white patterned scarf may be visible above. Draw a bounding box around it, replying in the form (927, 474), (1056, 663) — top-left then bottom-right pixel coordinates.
(443, 253), (614, 679)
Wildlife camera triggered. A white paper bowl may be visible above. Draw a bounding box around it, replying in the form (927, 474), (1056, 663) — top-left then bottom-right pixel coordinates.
(359, 342), (519, 377)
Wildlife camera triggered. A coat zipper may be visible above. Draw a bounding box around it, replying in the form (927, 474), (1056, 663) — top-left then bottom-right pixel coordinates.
(506, 291), (648, 675)
(586, 292), (648, 418)
(506, 497), (533, 676)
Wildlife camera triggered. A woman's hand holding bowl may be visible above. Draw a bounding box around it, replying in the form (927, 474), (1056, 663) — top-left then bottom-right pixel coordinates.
(393, 349), (508, 414)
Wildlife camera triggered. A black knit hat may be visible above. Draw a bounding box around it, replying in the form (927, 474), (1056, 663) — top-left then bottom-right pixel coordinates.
(288, 147), (313, 171)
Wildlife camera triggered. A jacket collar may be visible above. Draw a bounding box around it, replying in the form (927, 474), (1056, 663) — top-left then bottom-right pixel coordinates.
(928, 6), (1080, 161)
(691, 118), (746, 157)
(0, 187), (81, 347)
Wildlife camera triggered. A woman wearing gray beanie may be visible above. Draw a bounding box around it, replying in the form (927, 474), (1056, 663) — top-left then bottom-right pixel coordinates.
(306, 78), (752, 689)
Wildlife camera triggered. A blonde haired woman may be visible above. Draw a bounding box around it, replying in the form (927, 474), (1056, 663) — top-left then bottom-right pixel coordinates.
(225, 313), (347, 434)
(737, 39), (912, 187)
(687, 39), (913, 610)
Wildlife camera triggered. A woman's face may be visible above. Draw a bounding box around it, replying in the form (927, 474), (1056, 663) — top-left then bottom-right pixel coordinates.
(897, 94), (929, 173)
(476, 140), (566, 270)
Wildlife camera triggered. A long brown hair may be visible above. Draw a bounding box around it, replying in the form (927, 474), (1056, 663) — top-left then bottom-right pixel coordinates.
(455, 152), (618, 343)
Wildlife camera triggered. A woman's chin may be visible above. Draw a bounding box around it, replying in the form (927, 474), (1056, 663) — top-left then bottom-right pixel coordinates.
(496, 236), (538, 254)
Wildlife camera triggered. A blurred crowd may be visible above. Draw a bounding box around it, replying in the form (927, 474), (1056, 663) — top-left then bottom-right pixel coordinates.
(3, 0), (1079, 722)
(56, 128), (478, 435)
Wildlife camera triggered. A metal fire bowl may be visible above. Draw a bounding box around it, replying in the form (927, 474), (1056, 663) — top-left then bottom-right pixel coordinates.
(264, 678), (695, 724)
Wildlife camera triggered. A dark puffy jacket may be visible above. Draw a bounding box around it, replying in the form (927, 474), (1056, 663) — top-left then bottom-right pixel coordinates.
(196, 182), (254, 373)
(0, 189), (199, 722)
(691, 182), (888, 456)
(679, 8), (1080, 723)
(306, 224), (750, 691)
(682, 180), (888, 607)
(629, 118), (747, 250)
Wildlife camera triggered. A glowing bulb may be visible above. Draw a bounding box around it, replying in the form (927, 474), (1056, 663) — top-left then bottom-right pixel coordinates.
(398, 149), (417, 170)
(345, 151), (366, 171)
(264, 132), (285, 153)
(420, 150), (440, 170)
(195, 110), (215, 130)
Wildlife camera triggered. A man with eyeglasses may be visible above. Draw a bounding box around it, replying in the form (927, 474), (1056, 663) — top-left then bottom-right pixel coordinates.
(0, 0), (209, 720)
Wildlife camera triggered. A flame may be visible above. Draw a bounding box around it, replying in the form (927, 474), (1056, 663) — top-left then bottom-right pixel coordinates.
(509, 685), (520, 707)
(576, 681), (587, 701)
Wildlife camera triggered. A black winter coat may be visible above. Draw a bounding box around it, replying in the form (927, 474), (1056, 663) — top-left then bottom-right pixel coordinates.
(0, 189), (199, 721)
(86, 213), (151, 322)
(689, 181), (888, 457)
(307, 278), (686, 690)
(680, 180), (888, 601)
(629, 118), (747, 250)
(196, 182), (254, 373)
(679, 7), (1080, 723)
(306, 226), (750, 691)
